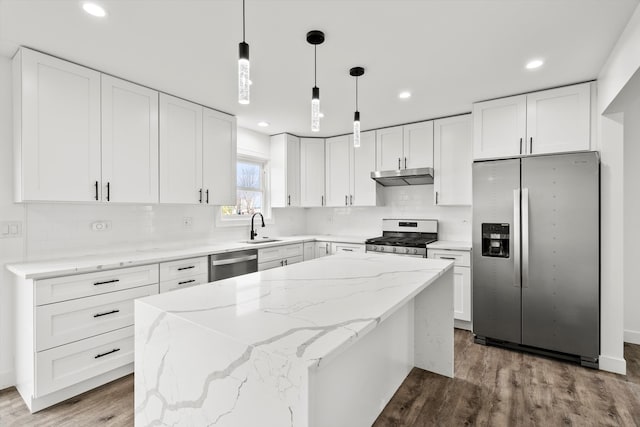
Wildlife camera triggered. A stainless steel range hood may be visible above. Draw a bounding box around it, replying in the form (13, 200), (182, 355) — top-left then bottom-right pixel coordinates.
(370, 167), (434, 186)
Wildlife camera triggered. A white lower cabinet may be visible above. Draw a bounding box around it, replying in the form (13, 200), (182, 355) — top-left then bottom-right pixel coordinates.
(331, 243), (365, 254)
(315, 242), (331, 258)
(303, 242), (315, 261)
(258, 243), (304, 271)
(428, 248), (472, 326)
(159, 256), (209, 292)
(15, 264), (159, 412)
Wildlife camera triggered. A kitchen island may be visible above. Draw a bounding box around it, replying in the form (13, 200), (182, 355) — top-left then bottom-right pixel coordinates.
(134, 252), (454, 427)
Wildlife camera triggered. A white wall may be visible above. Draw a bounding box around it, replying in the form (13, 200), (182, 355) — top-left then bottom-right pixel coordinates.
(624, 98), (640, 345)
(306, 186), (471, 241)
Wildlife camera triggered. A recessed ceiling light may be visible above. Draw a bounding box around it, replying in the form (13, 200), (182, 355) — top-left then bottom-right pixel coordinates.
(82, 2), (107, 17)
(319, 112), (325, 118)
(398, 91), (412, 99)
(526, 59), (544, 70)
(257, 121), (270, 127)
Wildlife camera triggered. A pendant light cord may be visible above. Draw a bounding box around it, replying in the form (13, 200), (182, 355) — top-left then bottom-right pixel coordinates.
(314, 45), (317, 86)
(355, 76), (359, 111)
(242, 0), (246, 42)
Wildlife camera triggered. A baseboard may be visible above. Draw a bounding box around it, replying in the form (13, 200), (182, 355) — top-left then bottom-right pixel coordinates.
(599, 354), (627, 375)
(0, 369), (15, 391)
(624, 329), (640, 345)
(454, 319), (472, 331)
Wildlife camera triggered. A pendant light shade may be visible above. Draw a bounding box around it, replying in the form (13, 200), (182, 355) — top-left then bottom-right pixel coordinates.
(307, 30), (325, 133)
(350, 66), (365, 147)
(238, 0), (250, 105)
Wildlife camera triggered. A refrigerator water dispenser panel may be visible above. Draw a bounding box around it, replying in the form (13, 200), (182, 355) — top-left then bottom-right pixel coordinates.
(481, 223), (510, 258)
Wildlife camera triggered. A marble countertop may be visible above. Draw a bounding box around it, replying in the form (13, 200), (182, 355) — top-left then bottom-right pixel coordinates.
(427, 240), (472, 251)
(137, 252), (453, 371)
(7, 234), (373, 280)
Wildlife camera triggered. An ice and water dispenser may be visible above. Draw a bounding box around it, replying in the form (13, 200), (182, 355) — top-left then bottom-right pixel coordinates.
(481, 223), (510, 258)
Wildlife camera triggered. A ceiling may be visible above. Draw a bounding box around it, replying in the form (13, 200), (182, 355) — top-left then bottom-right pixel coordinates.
(0, 0), (637, 137)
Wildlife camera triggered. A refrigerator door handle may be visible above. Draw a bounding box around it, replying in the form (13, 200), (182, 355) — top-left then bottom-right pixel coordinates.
(513, 189), (521, 288)
(522, 188), (530, 288)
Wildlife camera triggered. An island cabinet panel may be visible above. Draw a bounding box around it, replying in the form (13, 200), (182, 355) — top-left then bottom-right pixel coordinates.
(14, 48), (101, 202)
(101, 75), (159, 203)
(15, 265), (159, 412)
(473, 82), (592, 160)
(300, 138), (325, 207)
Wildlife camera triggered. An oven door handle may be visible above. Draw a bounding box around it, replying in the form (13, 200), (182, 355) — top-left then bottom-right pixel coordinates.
(211, 255), (257, 266)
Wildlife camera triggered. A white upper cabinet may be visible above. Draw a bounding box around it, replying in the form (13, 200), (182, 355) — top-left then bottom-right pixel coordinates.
(101, 75), (159, 203)
(350, 130), (377, 206)
(434, 115), (472, 206)
(203, 107), (237, 206)
(300, 138), (325, 207)
(325, 135), (351, 207)
(473, 82), (592, 160)
(473, 95), (526, 160)
(159, 94), (203, 204)
(14, 48), (101, 202)
(403, 121), (434, 169)
(525, 83), (591, 155)
(376, 121), (433, 171)
(375, 126), (404, 170)
(270, 134), (300, 207)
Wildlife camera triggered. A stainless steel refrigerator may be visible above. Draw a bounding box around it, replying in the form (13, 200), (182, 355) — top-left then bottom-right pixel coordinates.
(472, 151), (599, 367)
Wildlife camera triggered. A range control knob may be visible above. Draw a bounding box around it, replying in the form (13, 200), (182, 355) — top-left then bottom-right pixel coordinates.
(392, 247), (397, 253)
(371, 245), (377, 251)
(404, 248), (410, 254)
(413, 249), (418, 255)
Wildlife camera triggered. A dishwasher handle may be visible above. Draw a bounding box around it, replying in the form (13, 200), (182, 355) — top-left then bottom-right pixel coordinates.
(211, 254), (258, 266)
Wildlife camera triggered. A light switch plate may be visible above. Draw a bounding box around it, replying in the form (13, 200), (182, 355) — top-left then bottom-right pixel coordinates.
(0, 221), (22, 238)
(91, 221), (112, 232)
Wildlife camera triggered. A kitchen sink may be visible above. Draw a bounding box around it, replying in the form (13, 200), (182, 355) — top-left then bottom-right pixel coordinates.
(243, 238), (281, 244)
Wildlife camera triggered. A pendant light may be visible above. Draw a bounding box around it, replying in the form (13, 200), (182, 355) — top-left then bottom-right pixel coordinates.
(350, 67), (365, 147)
(238, 0), (250, 105)
(307, 30), (325, 132)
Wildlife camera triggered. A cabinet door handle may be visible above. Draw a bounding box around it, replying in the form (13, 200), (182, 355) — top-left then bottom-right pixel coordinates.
(326, 243), (329, 252)
(93, 279), (120, 286)
(321, 195), (324, 206)
(435, 191), (438, 205)
(106, 182), (110, 201)
(398, 158), (401, 169)
(404, 157), (407, 169)
(206, 189), (209, 204)
(288, 195), (291, 206)
(95, 348), (120, 359)
(519, 138), (523, 155)
(345, 195), (348, 206)
(280, 260), (284, 266)
(284, 259), (288, 266)
(93, 309), (120, 318)
(177, 266), (195, 271)
(199, 188), (203, 203)
(342, 248), (354, 252)
(94, 181), (99, 201)
(178, 279), (196, 285)
(350, 195), (353, 205)
(529, 137), (533, 153)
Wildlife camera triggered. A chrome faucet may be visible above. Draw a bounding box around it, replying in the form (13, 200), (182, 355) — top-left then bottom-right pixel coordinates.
(250, 213), (265, 240)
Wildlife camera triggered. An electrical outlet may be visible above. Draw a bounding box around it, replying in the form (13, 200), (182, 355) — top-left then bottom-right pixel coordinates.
(91, 221), (112, 232)
(0, 221), (22, 238)
(183, 217), (193, 228)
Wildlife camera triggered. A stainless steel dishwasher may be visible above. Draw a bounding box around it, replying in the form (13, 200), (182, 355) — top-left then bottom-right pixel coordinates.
(209, 249), (258, 282)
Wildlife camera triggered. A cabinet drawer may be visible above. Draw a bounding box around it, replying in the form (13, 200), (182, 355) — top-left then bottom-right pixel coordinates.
(160, 273), (208, 293)
(36, 284), (157, 351)
(429, 250), (470, 267)
(281, 243), (303, 258)
(285, 255), (303, 266)
(35, 326), (134, 397)
(159, 256), (208, 281)
(258, 246), (283, 263)
(36, 264), (159, 306)
(332, 243), (365, 254)
(258, 259), (284, 271)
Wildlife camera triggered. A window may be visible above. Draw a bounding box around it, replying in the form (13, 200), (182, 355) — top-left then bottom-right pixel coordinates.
(221, 157), (268, 219)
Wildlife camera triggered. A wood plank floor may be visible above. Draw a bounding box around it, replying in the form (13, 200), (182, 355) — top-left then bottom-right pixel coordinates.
(0, 330), (638, 426)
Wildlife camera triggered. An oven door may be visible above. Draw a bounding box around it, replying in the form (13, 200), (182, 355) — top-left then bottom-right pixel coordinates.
(365, 249), (426, 259)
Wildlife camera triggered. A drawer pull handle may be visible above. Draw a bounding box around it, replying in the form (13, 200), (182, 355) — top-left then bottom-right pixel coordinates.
(178, 279), (196, 285)
(439, 256), (456, 260)
(342, 248), (354, 252)
(93, 309), (120, 318)
(177, 266), (195, 271)
(93, 279), (120, 286)
(95, 348), (120, 359)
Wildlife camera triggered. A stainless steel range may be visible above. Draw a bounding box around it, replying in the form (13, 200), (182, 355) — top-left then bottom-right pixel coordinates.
(365, 219), (438, 257)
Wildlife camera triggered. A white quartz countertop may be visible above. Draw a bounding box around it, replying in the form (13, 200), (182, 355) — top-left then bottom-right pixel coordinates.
(427, 240), (472, 251)
(6, 234), (372, 280)
(137, 253), (453, 370)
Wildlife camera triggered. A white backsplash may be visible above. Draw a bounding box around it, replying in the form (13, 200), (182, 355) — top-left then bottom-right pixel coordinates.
(306, 186), (471, 241)
(24, 204), (306, 260)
